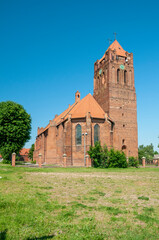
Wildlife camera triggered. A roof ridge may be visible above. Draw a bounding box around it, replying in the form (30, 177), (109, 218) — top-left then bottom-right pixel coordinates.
(56, 101), (79, 126)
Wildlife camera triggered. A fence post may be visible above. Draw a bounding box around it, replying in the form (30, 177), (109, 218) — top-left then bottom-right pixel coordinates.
(12, 153), (16, 167)
(38, 153), (42, 168)
(63, 154), (67, 168)
(142, 157), (146, 168)
(86, 155), (89, 167)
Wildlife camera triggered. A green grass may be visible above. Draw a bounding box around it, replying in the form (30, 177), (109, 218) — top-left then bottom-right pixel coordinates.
(138, 196), (149, 201)
(0, 164), (159, 239)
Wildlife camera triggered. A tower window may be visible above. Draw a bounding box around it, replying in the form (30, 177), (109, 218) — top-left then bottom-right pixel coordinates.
(76, 124), (82, 145)
(124, 70), (127, 84)
(117, 69), (120, 83)
(94, 124), (100, 143)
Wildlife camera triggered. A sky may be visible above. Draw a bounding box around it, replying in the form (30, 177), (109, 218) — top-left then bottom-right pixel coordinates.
(0, 0), (159, 151)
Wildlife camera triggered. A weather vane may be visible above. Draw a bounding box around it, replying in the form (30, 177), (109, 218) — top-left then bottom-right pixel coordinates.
(113, 32), (117, 40)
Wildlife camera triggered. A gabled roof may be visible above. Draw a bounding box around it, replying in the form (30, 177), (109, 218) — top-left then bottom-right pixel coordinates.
(69, 93), (106, 119)
(107, 40), (126, 57)
(37, 93), (107, 136)
(54, 101), (77, 124)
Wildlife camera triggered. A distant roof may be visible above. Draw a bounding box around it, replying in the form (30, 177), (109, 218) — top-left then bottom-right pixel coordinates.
(19, 148), (30, 155)
(38, 93), (108, 136)
(107, 40), (126, 57)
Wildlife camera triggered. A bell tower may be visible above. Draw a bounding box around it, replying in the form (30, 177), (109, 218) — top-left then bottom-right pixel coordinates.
(93, 40), (138, 157)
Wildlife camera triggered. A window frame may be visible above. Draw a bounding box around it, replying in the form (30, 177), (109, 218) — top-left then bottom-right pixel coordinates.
(94, 124), (100, 144)
(75, 124), (82, 145)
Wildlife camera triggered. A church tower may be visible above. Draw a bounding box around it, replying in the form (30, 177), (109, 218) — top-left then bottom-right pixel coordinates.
(93, 40), (138, 157)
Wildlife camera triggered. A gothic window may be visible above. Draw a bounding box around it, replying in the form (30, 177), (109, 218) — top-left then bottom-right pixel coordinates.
(124, 70), (127, 84)
(117, 69), (120, 83)
(94, 124), (100, 143)
(76, 124), (82, 145)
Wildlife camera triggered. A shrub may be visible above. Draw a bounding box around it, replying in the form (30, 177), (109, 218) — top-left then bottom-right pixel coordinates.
(88, 142), (128, 168)
(31, 160), (36, 164)
(128, 156), (139, 168)
(108, 149), (128, 168)
(87, 142), (108, 168)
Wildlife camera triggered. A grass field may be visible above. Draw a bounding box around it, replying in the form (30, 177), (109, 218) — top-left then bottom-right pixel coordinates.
(0, 165), (159, 240)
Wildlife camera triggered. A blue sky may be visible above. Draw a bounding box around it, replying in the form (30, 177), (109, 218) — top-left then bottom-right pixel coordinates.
(0, 0), (159, 151)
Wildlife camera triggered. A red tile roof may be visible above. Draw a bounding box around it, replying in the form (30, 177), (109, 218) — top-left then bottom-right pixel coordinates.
(99, 40), (126, 62)
(107, 40), (126, 57)
(37, 94), (107, 136)
(69, 93), (106, 119)
(19, 148), (30, 155)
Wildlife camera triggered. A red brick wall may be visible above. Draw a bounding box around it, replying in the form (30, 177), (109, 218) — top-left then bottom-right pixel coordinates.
(33, 116), (113, 166)
(93, 49), (138, 157)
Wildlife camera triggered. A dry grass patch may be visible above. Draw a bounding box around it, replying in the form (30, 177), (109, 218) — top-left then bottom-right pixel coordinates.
(0, 165), (159, 239)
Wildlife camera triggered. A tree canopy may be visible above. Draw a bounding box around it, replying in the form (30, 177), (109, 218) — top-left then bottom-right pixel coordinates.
(138, 143), (158, 162)
(0, 101), (31, 163)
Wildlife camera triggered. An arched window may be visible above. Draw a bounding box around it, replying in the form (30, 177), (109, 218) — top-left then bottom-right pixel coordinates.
(124, 70), (127, 84)
(94, 124), (100, 143)
(76, 124), (82, 145)
(117, 69), (120, 83)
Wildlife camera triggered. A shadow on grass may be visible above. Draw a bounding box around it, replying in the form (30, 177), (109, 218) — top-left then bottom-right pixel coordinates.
(26, 234), (55, 240)
(0, 229), (7, 240)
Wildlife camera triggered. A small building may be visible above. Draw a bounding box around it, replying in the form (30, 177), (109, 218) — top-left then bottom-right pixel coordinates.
(19, 148), (30, 162)
(153, 154), (159, 164)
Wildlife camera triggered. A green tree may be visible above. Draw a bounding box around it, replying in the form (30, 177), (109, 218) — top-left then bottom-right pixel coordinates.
(28, 144), (34, 161)
(0, 101), (31, 163)
(138, 144), (157, 162)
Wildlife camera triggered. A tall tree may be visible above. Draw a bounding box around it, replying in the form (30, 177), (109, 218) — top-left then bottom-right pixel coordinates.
(0, 101), (31, 163)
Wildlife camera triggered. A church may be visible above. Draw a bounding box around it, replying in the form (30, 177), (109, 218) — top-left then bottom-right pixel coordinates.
(33, 40), (138, 166)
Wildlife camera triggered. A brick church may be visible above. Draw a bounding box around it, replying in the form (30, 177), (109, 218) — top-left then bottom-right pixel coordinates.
(33, 40), (138, 166)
